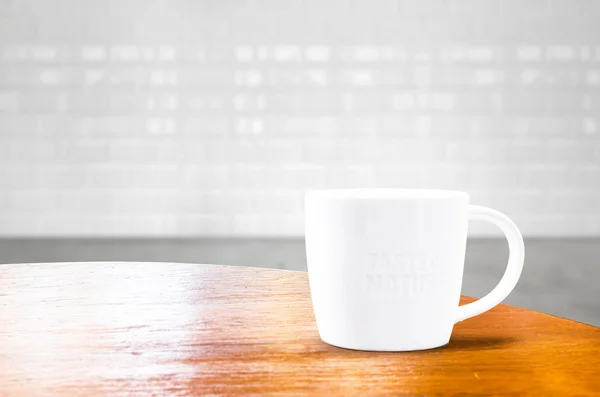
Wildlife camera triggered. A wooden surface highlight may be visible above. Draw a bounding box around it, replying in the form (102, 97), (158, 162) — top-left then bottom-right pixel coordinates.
(0, 262), (598, 396)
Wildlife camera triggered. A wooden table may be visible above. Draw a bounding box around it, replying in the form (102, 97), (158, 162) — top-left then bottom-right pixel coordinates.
(0, 263), (598, 396)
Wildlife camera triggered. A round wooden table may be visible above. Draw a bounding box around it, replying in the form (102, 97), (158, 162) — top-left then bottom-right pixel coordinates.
(0, 262), (598, 396)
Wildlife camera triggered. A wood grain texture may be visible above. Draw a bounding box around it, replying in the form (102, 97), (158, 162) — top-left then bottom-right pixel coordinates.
(0, 262), (598, 397)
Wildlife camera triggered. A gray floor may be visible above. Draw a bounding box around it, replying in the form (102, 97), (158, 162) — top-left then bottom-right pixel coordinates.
(0, 238), (598, 327)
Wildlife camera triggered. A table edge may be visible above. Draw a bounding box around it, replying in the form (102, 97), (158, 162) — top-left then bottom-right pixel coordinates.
(2, 261), (597, 330)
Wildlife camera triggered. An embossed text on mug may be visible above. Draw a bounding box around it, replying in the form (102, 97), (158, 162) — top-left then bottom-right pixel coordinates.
(365, 252), (437, 298)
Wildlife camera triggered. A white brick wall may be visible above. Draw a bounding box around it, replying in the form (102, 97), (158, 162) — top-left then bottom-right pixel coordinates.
(0, 0), (599, 236)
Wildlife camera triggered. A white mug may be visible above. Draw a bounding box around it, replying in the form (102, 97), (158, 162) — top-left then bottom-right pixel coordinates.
(304, 189), (524, 351)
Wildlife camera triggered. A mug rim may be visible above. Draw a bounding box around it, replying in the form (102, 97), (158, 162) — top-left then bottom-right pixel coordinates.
(305, 188), (469, 199)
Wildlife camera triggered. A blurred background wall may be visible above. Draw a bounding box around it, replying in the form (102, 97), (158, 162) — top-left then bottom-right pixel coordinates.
(0, 0), (599, 236)
(0, 0), (598, 325)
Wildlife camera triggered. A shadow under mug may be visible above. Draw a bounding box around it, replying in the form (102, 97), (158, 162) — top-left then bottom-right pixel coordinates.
(304, 189), (524, 351)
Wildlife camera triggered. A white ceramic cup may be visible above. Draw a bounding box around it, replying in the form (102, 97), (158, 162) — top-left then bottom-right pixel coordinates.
(305, 189), (524, 351)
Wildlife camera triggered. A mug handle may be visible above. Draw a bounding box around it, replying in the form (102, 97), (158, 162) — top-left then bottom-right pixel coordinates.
(455, 205), (525, 323)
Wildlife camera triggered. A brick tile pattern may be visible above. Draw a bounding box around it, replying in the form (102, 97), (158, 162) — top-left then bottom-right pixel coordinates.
(0, 0), (599, 236)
